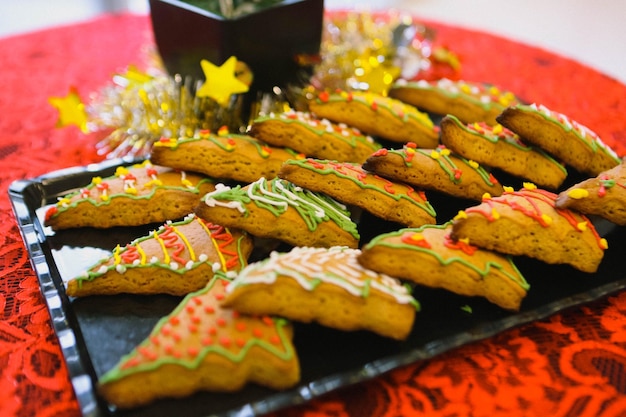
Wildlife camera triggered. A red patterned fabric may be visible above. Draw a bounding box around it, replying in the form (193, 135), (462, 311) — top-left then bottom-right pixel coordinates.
(1, 12), (626, 417)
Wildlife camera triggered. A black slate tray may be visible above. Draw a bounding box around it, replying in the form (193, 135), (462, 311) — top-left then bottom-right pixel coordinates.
(9, 157), (626, 417)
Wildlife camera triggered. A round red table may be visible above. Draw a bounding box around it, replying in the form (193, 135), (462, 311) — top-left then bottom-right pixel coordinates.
(1, 12), (626, 417)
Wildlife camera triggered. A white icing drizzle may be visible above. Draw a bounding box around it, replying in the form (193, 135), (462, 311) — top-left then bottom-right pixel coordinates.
(247, 177), (291, 210)
(203, 183), (246, 213)
(227, 246), (415, 305)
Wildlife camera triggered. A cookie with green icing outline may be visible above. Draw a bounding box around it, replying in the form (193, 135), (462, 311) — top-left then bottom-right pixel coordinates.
(389, 78), (519, 126)
(98, 273), (300, 409)
(363, 143), (503, 201)
(221, 246), (419, 340)
(44, 161), (215, 230)
(194, 177), (360, 248)
(358, 222), (529, 311)
(556, 157), (626, 225)
(150, 130), (303, 183)
(496, 103), (621, 176)
(279, 158), (436, 227)
(66, 214), (253, 297)
(308, 89), (439, 147)
(249, 110), (381, 164)
(451, 184), (608, 273)
(440, 115), (567, 189)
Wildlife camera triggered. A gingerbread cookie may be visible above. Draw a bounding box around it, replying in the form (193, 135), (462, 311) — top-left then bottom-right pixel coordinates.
(440, 115), (567, 189)
(150, 130), (303, 184)
(66, 214), (253, 297)
(44, 161), (215, 230)
(221, 246), (419, 340)
(248, 110), (381, 164)
(195, 177), (360, 248)
(278, 158), (436, 227)
(98, 274), (300, 409)
(308, 89), (439, 147)
(358, 223), (529, 311)
(556, 157), (626, 225)
(451, 184), (608, 273)
(389, 78), (519, 125)
(363, 143), (503, 201)
(496, 103), (621, 176)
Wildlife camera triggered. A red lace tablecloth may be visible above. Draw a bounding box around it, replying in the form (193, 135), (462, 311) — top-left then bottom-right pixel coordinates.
(2, 12), (626, 417)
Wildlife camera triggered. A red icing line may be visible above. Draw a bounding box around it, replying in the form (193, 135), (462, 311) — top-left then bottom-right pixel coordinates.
(205, 221), (241, 269)
(467, 189), (553, 225)
(373, 174), (396, 194)
(44, 206), (58, 222)
(120, 244), (140, 264)
(160, 225), (187, 264)
(401, 232), (432, 249)
(467, 188), (606, 248)
(443, 234), (478, 255)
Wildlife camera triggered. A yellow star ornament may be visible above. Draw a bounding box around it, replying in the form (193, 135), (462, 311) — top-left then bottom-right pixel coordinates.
(48, 86), (89, 133)
(196, 56), (250, 107)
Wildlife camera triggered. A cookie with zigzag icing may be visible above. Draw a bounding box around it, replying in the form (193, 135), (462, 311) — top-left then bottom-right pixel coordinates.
(389, 78), (519, 126)
(358, 223), (529, 311)
(279, 158), (436, 227)
(150, 130), (303, 184)
(440, 114), (567, 189)
(43, 161), (215, 230)
(248, 110), (381, 164)
(451, 184), (608, 273)
(496, 103), (620, 176)
(194, 177), (360, 248)
(308, 90), (439, 147)
(221, 246), (419, 340)
(98, 274), (300, 409)
(66, 214), (253, 297)
(362, 143), (503, 201)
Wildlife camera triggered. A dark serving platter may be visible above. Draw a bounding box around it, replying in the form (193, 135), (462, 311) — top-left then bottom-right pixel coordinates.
(9, 157), (626, 417)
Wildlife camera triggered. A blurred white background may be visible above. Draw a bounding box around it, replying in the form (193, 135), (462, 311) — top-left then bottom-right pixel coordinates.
(1, 0), (625, 84)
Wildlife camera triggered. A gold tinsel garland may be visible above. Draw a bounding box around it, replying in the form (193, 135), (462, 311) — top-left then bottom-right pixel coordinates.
(83, 12), (459, 159)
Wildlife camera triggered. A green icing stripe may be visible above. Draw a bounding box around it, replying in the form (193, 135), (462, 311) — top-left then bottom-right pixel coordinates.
(52, 176), (213, 215)
(365, 224), (529, 290)
(98, 274), (295, 383)
(254, 113), (381, 151)
(388, 146), (497, 187)
(73, 216), (249, 286)
(285, 158), (436, 217)
(156, 132), (305, 159)
(446, 115), (567, 175)
(204, 178), (360, 240)
(226, 246), (420, 309)
(393, 80), (516, 111)
(518, 104), (620, 163)
(321, 92), (434, 128)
